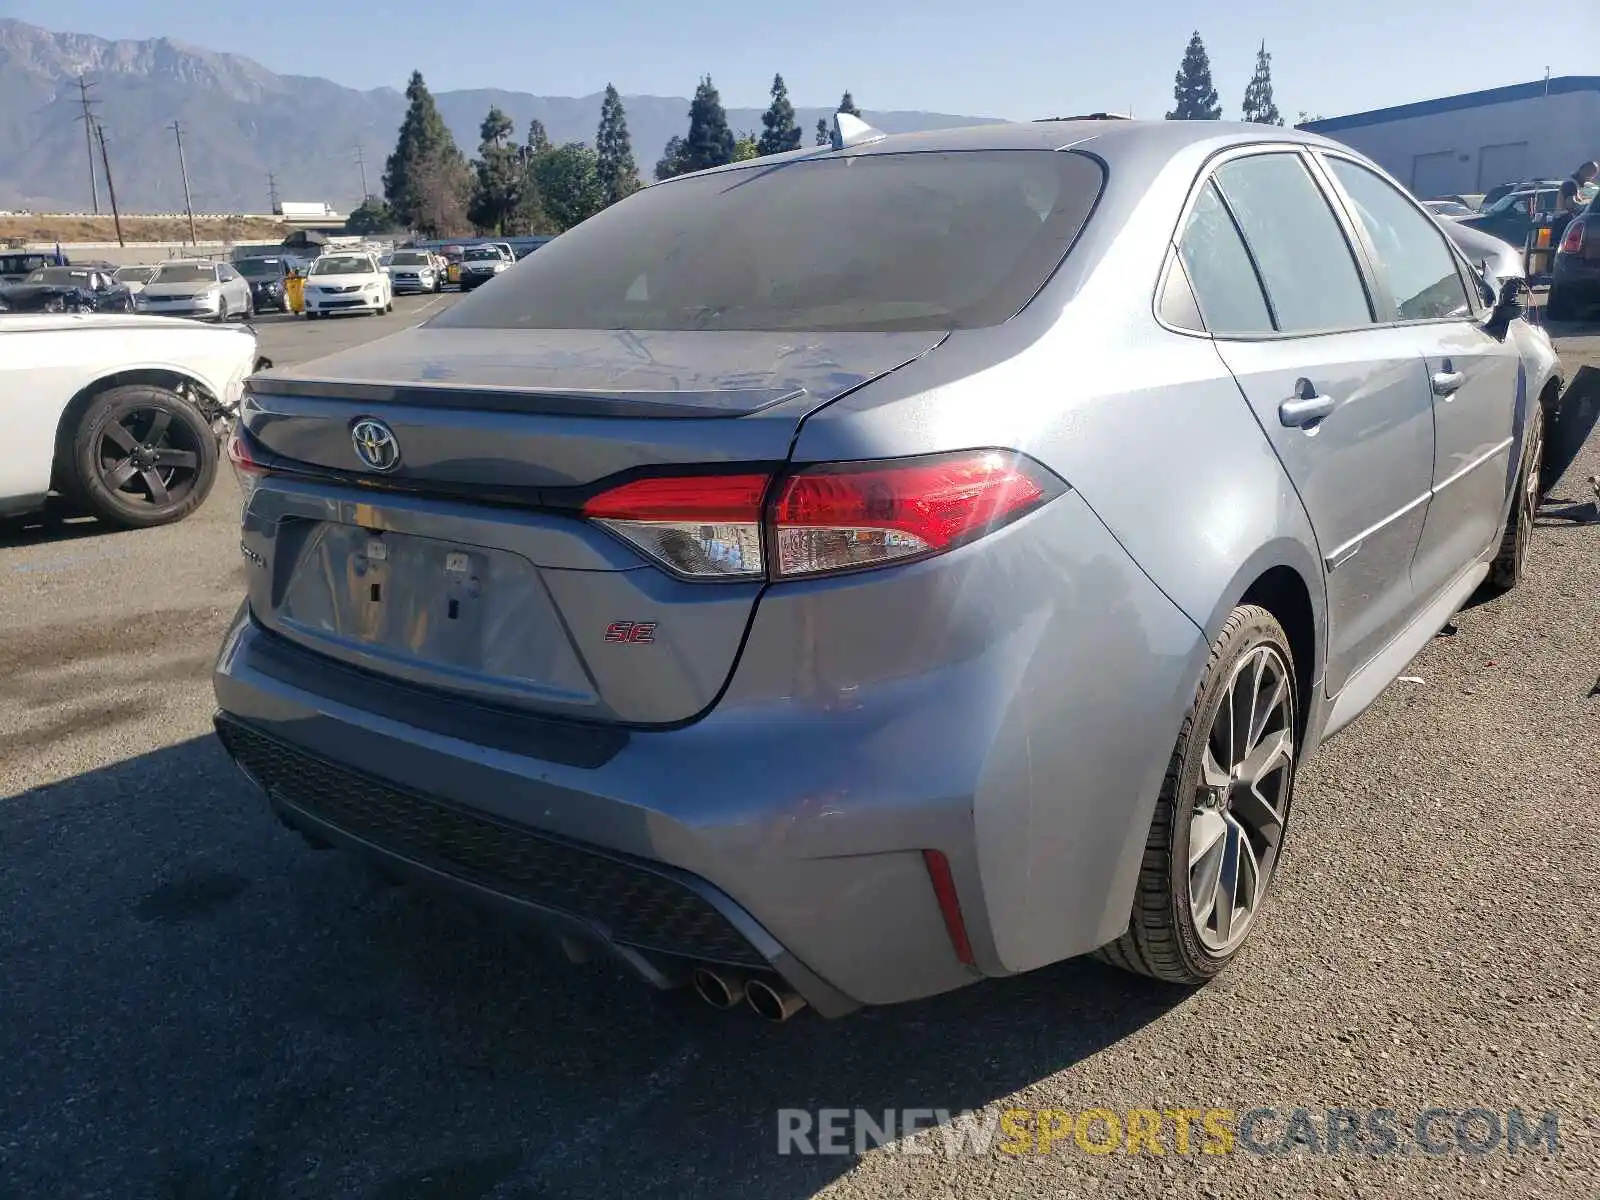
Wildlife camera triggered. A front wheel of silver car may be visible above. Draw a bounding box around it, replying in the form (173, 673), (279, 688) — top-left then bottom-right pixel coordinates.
(1100, 604), (1298, 985)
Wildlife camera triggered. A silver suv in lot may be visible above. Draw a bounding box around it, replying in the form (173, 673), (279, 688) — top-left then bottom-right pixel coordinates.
(215, 119), (1561, 1020)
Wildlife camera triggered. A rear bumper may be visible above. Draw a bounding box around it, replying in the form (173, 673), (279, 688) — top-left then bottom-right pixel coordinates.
(212, 489), (1207, 1010)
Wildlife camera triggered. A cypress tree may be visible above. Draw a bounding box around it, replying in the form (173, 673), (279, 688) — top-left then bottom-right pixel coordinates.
(595, 84), (641, 205)
(757, 74), (801, 156)
(680, 75), (735, 173)
(815, 117), (830, 146)
(1241, 42), (1283, 125)
(468, 105), (521, 234)
(1166, 32), (1222, 120)
(837, 90), (862, 118)
(382, 70), (472, 234)
(527, 119), (552, 154)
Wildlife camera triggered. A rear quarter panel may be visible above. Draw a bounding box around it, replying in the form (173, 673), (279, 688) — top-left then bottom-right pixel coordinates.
(0, 321), (256, 502)
(787, 147), (1329, 968)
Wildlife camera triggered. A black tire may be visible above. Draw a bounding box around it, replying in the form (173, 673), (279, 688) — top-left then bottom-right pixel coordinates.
(1487, 393), (1547, 593)
(1099, 604), (1298, 985)
(59, 384), (218, 529)
(1545, 286), (1576, 323)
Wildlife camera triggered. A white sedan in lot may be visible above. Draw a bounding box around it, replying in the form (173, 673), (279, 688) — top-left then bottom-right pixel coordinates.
(303, 253), (393, 319)
(0, 313), (263, 528)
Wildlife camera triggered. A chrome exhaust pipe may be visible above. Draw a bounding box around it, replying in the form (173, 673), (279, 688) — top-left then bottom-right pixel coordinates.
(746, 976), (808, 1023)
(691, 966), (746, 1010)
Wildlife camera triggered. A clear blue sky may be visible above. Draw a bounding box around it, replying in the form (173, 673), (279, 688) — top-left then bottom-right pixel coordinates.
(4, 0), (1594, 120)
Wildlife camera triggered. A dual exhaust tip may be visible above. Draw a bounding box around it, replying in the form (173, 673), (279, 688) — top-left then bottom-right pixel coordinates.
(691, 965), (807, 1023)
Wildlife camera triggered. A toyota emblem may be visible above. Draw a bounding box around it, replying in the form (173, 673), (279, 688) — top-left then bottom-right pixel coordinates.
(350, 417), (401, 472)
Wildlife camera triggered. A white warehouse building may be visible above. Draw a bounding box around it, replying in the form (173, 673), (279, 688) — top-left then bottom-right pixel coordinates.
(1299, 76), (1600, 199)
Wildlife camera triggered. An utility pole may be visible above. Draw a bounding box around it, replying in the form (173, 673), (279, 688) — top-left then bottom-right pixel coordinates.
(169, 120), (198, 245)
(267, 171), (280, 214)
(94, 121), (125, 247)
(75, 74), (100, 213)
(354, 145), (369, 200)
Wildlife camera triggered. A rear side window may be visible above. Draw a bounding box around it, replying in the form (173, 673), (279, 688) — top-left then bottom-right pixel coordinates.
(1213, 153), (1373, 333)
(432, 150), (1106, 333)
(1177, 182), (1273, 335)
(1326, 159), (1473, 321)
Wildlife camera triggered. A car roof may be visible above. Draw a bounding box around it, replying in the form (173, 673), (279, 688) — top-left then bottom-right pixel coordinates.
(670, 118), (1352, 182)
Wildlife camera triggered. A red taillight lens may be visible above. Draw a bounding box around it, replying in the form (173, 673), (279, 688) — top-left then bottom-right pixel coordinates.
(581, 451), (1063, 582)
(226, 425), (269, 509)
(581, 473), (770, 578)
(1558, 218), (1585, 255)
(772, 450), (1059, 578)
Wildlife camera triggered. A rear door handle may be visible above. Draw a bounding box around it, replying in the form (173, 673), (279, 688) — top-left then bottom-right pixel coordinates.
(1431, 370), (1465, 396)
(1279, 383), (1335, 428)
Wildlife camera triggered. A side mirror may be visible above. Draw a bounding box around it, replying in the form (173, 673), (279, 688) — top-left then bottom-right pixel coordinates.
(1484, 278), (1526, 340)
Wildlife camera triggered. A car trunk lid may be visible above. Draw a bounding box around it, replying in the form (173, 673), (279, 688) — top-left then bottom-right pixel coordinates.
(239, 324), (944, 725)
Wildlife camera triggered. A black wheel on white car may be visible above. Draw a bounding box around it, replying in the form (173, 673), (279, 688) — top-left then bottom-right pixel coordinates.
(1099, 604), (1298, 985)
(61, 384), (218, 529)
(215, 297), (229, 323)
(1487, 391), (1546, 593)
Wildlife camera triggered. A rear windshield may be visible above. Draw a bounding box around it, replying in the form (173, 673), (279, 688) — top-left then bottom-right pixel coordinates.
(432, 150), (1106, 333)
(154, 264), (218, 284)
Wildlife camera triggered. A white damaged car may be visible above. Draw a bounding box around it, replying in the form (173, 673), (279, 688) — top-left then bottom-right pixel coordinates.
(0, 313), (264, 528)
(303, 252), (393, 320)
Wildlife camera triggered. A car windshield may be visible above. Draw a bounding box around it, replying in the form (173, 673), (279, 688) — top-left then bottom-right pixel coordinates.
(114, 266), (158, 283)
(433, 150), (1105, 333)
(390, 252), (430, 265)
(153, 264), (218, 284)
(464, 248), (502, 261)
(24, 268), (93, 285)
(236, 258), (284, 277)
(312, 256), (372, 275)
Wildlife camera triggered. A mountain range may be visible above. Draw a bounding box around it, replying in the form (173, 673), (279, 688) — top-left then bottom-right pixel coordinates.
(0, 18), (999, 214)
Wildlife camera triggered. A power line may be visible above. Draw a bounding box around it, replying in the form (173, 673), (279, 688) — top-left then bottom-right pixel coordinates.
(74, 74), (100, 214)
(93, 121), (124, 247)
(267, 171), (280, 213)
(169, 120), (198, 245)
(354, 145), (369, 200)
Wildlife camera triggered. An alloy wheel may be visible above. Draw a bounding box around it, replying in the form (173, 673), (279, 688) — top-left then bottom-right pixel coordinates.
(1188, 644), (1294, 954)
(1518, 407), (1544, 562)
(94, 405), (204, 511)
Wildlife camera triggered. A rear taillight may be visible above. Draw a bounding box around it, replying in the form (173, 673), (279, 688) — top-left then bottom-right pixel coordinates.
(1558, 218), (1585, 255)
(581, 473), (769, 579)
(226, 425), (269, 508)
(580, 450), (1064, 581)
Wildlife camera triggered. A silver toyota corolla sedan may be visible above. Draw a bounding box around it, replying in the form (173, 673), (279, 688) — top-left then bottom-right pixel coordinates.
(214, 117), (1562, 1021)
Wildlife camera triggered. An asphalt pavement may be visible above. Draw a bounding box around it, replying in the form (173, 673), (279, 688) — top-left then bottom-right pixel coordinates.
(2, 297), (1597, 1200)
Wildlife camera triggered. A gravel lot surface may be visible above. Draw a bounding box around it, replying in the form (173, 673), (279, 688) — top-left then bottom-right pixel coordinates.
(2, 298), (1597, 1200)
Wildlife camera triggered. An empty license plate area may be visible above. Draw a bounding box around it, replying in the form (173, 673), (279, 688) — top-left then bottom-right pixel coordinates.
(274, 522), (597, 705)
